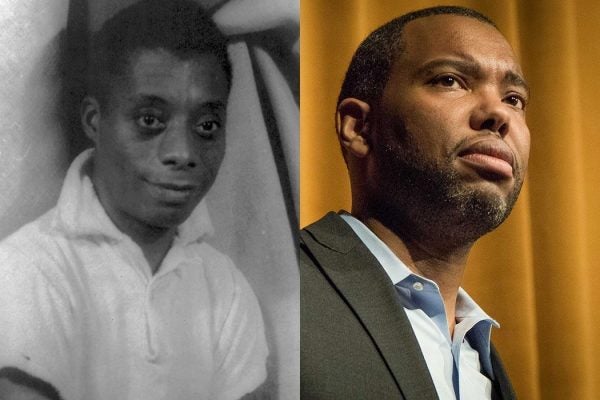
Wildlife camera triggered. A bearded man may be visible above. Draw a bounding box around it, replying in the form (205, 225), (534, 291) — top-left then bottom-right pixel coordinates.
(301, 6), (529, 400)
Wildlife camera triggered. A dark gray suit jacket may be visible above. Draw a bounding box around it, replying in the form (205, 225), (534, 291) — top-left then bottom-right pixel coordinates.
(300, 212), (517, 399)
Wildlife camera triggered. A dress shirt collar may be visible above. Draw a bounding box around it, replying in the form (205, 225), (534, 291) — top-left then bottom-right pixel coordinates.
(340, 212), (499, 378)
(51, 149), (214, 246)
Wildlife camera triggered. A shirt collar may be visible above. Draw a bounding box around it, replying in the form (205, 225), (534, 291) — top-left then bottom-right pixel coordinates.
(340, 213), (497, 318)
(340, 213), (410, 284)
(51, 149), (214, 245)
(340, 212), (499, 376)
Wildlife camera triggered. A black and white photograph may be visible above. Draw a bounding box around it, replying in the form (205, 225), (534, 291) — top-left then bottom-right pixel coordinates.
(0, 0), (298, 399)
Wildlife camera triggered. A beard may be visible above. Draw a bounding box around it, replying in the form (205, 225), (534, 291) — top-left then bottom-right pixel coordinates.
(369, 121), (525, 245)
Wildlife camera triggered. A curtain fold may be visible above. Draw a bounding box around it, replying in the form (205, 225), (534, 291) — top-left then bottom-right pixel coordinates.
(301, 1), (600, 398)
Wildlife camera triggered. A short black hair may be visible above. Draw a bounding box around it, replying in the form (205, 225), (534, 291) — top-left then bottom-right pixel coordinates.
(87, 0), (231, 105)
(337, 6), (496, 110)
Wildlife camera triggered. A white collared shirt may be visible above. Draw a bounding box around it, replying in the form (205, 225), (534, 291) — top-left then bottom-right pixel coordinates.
(0, 150), (268, 400)
(341, 213), (498, 400)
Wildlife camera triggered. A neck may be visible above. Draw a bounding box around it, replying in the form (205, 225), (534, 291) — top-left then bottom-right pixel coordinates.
(92, 187), (176, 275)
(353, 209), (475, 335)
(106, 206), (176, 274)
(122, 222), (176, 274)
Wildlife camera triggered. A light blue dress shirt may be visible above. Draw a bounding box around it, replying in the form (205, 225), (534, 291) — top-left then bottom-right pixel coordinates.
(341, 213), (499, 400)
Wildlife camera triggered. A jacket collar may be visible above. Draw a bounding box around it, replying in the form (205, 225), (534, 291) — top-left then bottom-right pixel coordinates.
(302, 211), (439, 400)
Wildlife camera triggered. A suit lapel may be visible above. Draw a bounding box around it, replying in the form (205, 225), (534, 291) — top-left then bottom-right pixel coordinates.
(302, 212), (439, 400)
(490, 344), (517, 400)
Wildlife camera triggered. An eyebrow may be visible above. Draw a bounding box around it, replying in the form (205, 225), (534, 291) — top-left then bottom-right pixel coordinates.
(128, 94), (168, 107)
(502, 71), (530, 98)
(417, 58), (481, 79)
(128, 94), (227, 111)
(200, 101), (227, 112)
(417, 58), (530, 98)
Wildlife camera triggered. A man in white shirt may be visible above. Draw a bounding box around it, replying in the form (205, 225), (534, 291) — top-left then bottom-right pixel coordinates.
(0, 1), (267, 399)
(301, 6), (529, 400)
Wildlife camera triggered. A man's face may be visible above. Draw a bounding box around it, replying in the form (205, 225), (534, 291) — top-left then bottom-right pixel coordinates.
(90, 48), (229, 233)
(368, 15), (530, 239)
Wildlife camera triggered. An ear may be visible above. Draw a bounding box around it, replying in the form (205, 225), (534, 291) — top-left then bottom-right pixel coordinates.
(80, 96), (101, 145)
(336, 98), (371, 158)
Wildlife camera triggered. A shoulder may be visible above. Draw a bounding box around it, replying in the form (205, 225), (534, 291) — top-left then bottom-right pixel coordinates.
(0, 209), (70, 292)
(300, 211), (364, 277)
(300, 211), (345, 242)
(0, 226), (81, 400)
(1, 209), (56, 256)
(301, 211), (361, 253)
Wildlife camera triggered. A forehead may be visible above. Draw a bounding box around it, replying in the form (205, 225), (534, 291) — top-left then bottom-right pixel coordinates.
(397, 15), (522, 74)
(111, 48), (229, 104)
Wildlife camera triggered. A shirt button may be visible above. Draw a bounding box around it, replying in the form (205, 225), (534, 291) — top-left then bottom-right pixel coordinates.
(412, 282), (424, 291)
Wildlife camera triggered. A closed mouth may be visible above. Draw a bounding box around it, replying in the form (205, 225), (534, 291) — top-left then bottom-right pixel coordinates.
(456, 138), (515, 179)
(151, 182), (197, 192)
(144, 179), (199, 204)
(457, 140), (514, 168)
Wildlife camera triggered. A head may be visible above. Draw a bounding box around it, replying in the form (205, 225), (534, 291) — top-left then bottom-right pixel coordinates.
(337, 6), (530, 244)
(81, 0), (231, 237)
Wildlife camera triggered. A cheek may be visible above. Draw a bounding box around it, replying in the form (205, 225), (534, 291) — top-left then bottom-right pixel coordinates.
(196, 139), (226, 175)
(99, 139), (151, 184)
(98, 119), (133, 159)
(514, 127), (531, 171)
(401, 105), (460, 157)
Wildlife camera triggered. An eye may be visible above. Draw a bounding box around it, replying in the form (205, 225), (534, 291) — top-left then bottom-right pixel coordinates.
(504, 94), (527, 110)
(136, 113), (166, 131)
(430, 74), (463, 89)
(194, 118), (222, 139)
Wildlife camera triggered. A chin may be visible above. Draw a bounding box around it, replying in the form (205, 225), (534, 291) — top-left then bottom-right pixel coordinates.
(420, 183), (519, 242)
(466, 176), (516, 196)
(449, 185), (524, 241)
(145, 205), (195, 230)
(451, 168), (523, 218)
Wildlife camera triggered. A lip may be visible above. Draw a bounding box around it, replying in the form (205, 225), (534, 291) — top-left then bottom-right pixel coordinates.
(457, 139), (515, 179)
(146, 180), (199, 204)
(151, 181), (197, 191)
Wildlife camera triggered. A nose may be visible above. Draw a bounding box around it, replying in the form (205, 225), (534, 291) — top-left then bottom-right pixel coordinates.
(469, 90), (511, 137)
(158, 122), (197, 169)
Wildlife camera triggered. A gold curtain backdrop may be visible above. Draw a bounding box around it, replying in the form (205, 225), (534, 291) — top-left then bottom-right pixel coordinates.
(301, 1), (600, 399)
